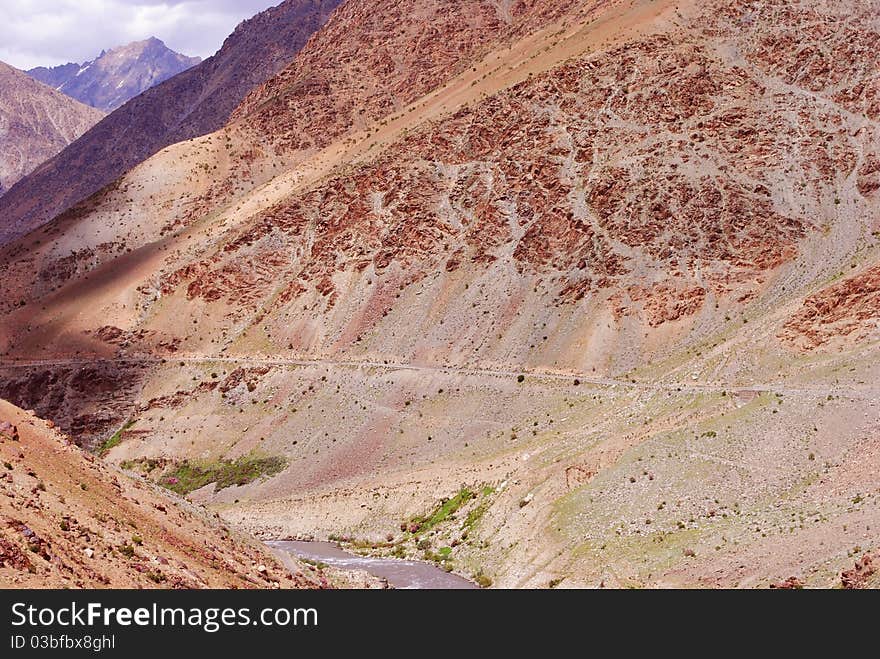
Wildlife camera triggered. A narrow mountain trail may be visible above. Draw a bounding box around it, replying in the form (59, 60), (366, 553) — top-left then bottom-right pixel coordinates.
(1, 354), (876, 400)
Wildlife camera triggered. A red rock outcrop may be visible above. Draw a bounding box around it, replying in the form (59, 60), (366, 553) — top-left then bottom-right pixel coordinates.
(707, 0), (880, 121)
(781, 265), (880, 350)
(841, 553), (877, 589)
(233, 0), (614, 153)
(168, 20), (839, 333)
(769, 576), (805, 589)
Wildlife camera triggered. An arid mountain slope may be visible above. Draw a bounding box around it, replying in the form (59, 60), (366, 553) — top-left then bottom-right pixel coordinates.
(2, 0), (875, 368)
(0, 0), (342, 245)
(28, 38), (201, 112)
(0, 62), (103, 197)
(0, 0), (878, 588)
(233, 0), (618, 154)
(0, 399), (326, 588)
(0, 0), (622, 312)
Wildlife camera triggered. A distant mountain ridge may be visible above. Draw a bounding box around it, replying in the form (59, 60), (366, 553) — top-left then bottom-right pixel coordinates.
(0, 61), (103, 197)
(28, 37), (201, 112)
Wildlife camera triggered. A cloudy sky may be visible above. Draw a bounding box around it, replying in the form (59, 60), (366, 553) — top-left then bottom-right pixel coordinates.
(0, 0), (280, 70)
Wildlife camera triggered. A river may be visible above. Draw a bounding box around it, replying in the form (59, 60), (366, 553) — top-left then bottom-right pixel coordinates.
(268, 540), (479, 589)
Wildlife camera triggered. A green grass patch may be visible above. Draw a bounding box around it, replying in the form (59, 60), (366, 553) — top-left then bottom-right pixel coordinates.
(408, 488), (475, 534)
(120, 457), (163, 472)
(123, 455), (287, 495)
(301, 557), (329, 570)
(464, 501), (489, 529)
(98, 420), (136, 456)
(464, 486), (496, 529)
(163, 456), (287, 495)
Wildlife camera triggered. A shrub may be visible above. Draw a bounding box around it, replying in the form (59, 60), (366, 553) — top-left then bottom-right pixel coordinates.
(147, 570), (166, 584)
(407, 488), (475, 535)
(473, 571), (493, 588)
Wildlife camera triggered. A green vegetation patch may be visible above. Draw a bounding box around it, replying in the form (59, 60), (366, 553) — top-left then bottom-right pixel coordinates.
(464, 486), (496, 529)
(98, 420), (136, 456)
(473, 571), (493, 588)
(407, 488), (475, 534)
(123, 455), (287, 495)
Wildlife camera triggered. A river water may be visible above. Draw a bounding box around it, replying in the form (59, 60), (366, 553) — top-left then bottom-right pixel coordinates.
(268, 540), (478, 589)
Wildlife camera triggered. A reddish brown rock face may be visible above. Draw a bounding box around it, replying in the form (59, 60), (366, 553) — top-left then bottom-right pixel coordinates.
(233, 0), (612, 153)
(769, 576), (805, 589)
(612, 285), (708, 328)
(717, 0), (880, 121)
(780, 265), (880, 350)
(6, 0), (872, 341)
(858, 156), (880, 197)
(841, 553), (878, 590)
(168, 19), (842, 332)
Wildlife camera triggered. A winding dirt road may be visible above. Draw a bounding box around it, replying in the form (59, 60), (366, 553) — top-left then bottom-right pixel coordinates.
(1, 354), (876, 400)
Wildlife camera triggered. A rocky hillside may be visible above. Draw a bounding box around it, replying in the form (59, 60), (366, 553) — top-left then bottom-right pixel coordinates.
(0, 399), (326, 588)
(0, 62), (103, 197)
(232, 0), (611, 154)
(0, 0), (342, 245)
(28, 38), (200, 112)
(0, 0), (877, 588)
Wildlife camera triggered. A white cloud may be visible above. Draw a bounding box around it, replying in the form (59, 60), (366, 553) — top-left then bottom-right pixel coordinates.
(0, 0), (278, 70)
